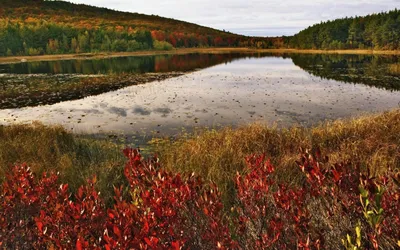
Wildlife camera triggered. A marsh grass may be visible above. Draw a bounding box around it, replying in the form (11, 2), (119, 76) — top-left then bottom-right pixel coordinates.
(0, 122), (126, 205)
(1, 110), (399, 205)
(0, 110), (399, 248)
(154, 109), (400, 196)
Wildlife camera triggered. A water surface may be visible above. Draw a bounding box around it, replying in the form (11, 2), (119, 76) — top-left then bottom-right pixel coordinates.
(0, 53), (399, 142)
(0, 53), (249, 74)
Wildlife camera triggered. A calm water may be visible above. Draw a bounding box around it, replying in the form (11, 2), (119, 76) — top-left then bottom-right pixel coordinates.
(0, 53), (249, 74)
(0, 53), (399, 141)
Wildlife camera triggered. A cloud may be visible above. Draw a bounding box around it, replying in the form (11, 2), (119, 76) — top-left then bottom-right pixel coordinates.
(108, 107), (127, 117)
(69, 0), (400, 36)
(153, 107), (172, 115)
(132, 106), (151, 116)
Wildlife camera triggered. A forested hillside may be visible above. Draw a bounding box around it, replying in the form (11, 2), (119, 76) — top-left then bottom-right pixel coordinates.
(1, 0), (398, 56)
(0, 0), (283, 56)
(289, 9), (400, 50)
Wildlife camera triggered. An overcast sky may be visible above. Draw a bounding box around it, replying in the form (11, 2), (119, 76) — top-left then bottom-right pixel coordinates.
(68, 0), (399, 36)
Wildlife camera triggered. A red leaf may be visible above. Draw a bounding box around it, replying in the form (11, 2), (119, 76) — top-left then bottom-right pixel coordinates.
(76, 238), (82, 250)
(113, 225), (121, 238)
(143, 221), (149, 233)
(144, 237), (151, 246)
(36, 221), (43, 233)
(144, 237), (159, 247)
(171, 241), (180, 250)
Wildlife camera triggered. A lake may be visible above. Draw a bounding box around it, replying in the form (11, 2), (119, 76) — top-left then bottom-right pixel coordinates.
(0, 53), (399, 143)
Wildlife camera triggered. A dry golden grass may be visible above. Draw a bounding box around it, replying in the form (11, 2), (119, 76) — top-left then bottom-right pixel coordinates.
(1, 110), (398, 204)
(0, 122), (126, 205)
(1, 111), (398, 248)
(257, 48), (400, 55)
(0, 48), (248, 64)
(154, 109), (400, 193)
(2, 47), (400, 65)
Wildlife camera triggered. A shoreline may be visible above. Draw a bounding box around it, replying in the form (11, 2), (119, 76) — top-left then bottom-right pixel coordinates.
(1, 48), (400, 65)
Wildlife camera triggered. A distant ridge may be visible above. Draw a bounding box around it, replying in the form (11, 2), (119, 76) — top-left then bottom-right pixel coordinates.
(1, 0), (232, 36)
(0, 0), (287, 56)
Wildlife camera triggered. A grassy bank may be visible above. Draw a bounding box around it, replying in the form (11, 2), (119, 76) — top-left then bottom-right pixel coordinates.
(0, 48), (244, 65)
(1, 110), (399, 202)
(0, 122), (126, 204)
(1, 47), (400, 64)
(154, 109), (400, 193)
(1, 110), (399, 249)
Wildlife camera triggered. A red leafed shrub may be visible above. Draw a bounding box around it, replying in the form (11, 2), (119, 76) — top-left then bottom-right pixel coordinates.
(380, 173), (400, 247)
(233, 154), (321, 249)
(0, 164), (57, 249)
(233, 150), (400, 249)
(0, 164), (105, 249)
(0, 149), (234, 249)
(295, 150), (400, 249)
(1, 148), (399, 249)
(35, 178), (105, 249)
(104, 148), (234, 249)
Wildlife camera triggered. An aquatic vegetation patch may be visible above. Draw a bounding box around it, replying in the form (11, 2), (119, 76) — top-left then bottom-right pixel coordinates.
(0, 73), (182, 109)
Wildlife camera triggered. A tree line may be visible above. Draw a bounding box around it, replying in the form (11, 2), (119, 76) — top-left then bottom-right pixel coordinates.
(0, 19), (284, 56)
(0, 0), (285, 56)
(289, 9), (400, 50)
(2, 0), (399, 56)
(0, 20), (157, 56)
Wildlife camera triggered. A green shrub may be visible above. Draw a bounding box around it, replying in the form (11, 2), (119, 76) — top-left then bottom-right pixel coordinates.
(153, 40), (174, 50)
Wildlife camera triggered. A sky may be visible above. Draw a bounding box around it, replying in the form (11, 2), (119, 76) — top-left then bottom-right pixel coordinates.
(68, 0), (399, 36)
